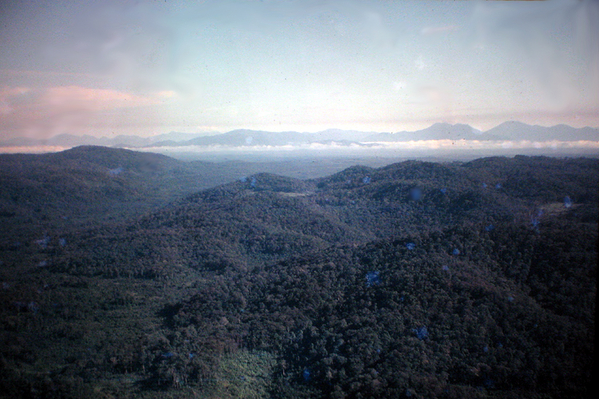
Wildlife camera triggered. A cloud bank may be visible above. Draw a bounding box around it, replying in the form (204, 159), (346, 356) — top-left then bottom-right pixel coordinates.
(0, 85), (170, 138)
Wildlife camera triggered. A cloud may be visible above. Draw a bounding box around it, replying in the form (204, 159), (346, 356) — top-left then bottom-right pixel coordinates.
(421, 25), (459, 35)
(156, 90), (177, 99)
(472, 0), (599, 109)
(135, 138), (599, 162)
(0, 87), (31, 115)
(415, 54), (426, 70)
(393, 81), (406, 91)
(363, 10), (397, 48)
(42, 86), (159, 111)
(0, 86), (165, 139)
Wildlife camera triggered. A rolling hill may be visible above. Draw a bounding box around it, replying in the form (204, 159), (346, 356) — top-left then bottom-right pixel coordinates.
(0, 146), (392, 246)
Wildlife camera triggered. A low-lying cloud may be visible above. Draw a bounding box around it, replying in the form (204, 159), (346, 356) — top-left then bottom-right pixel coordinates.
(2, 139), (597, 160)
(135, 139), (599, 161)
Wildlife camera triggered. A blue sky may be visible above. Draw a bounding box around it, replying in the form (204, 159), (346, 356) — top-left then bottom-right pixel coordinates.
(1, 0), (598, 139)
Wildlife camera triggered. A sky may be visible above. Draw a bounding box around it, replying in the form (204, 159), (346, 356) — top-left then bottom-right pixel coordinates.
(1, 0), (598, 140)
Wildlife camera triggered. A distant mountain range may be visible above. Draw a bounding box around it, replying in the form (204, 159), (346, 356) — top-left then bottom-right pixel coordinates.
(1, 122), (597, 149)
(0, 131), (217, 148)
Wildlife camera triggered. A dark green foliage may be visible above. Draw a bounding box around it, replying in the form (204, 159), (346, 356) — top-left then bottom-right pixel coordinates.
(164, 222), (594, 398)
(0, 149), (596, 398)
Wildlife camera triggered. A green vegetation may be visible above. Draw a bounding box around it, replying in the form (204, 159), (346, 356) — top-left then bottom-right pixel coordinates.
(0, 148), (596, 398)
(202, 351), (276, 399)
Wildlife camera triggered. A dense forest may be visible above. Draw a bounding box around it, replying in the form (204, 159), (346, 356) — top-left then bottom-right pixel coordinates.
(0, 147), (597, 398)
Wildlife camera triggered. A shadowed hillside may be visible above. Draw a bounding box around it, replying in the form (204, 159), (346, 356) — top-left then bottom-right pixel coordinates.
(0, 147), (398, 246)
(0, 147), (230, 243)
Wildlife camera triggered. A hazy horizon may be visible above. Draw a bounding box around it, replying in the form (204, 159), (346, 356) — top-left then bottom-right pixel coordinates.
(1, 120), (598, 159)
(4, 119), (599, 139)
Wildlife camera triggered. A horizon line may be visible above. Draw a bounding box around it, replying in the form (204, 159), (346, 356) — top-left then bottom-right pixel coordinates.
(2, 120), (599, 142)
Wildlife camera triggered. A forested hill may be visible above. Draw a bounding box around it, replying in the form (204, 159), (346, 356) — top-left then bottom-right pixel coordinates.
(0, 154), (597, 398)
(45, 156), (597, 278)
(0, 146), (228, 243)
(0, 146), (393, 244)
